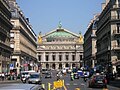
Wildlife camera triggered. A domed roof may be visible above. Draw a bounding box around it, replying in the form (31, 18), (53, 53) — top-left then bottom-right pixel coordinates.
(47, 29), (73, 38)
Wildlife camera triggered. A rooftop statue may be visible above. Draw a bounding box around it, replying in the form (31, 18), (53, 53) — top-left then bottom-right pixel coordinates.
(78, 32), (83, 44)
(58, 21), (62, 29)
(38, 32), (42, 44)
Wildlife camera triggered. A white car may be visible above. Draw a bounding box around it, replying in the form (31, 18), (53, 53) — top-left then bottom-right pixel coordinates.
(28, 72), (42, 84)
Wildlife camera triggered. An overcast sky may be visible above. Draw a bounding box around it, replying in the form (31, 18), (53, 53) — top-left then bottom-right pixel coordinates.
(16, 0), (104, 36)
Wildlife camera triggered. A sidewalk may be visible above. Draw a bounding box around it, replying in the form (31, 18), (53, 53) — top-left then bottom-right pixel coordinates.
(109, 78), (120, 88)
(0, 79), (21, 84)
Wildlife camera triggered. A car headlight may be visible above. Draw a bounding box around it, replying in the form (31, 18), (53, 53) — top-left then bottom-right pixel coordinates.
(35, 79), (39, 81)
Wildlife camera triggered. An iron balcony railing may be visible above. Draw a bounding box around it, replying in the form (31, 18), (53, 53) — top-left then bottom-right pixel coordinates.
(113, 30), (120, 34)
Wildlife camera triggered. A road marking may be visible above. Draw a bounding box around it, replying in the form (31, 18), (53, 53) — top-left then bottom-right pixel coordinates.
(66, 83), (70, 85)
(80, 83), (85, 86)
(73, 83), (78, 85)
(66, 83), (78, 86)
(75, 88), (80, 90)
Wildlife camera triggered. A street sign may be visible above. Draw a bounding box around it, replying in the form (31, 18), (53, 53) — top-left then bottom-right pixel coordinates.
(10, 64), (14, 70)
(10, 64), (13, 67)
(53, 80), (63, 89)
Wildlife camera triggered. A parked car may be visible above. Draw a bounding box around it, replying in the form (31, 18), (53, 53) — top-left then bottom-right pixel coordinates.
(20, 70), (36, 83)
(28, 72), (42, 84)
(45, 72), (52, 78)
(0, 83), (44, 90)
(88, 75), (107, 88)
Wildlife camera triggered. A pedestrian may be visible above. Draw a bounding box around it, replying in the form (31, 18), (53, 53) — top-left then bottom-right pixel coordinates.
(0, 73), (1, 81)
(70, 72), (74, 81)
(106, 72), (109, 84)
(56, 73), (60, 80)
(1, 72), (5, 81)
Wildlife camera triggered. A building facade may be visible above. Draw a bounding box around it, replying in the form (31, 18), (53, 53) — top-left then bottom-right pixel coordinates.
(96, 0), (120, 74)
(8, 0), (37, 74)
(0, 0), (13, 73)
(84, 15), (99, 68)
(37, 27), (83, 70)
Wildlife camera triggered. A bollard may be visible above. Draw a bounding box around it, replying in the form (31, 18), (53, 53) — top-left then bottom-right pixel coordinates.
(42, 84), (45, 89)
(48, 83), (51, 90)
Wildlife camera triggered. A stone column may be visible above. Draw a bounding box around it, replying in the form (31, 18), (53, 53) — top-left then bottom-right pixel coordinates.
(69, 53), (72, 62)
(43, 52), (45, 62)
(56, 63), (59, 70)
(56, 52), (59, 62)
(16, 56), (20, 75)
(62, 53), (65, 62)
(49, 53), (52, 62)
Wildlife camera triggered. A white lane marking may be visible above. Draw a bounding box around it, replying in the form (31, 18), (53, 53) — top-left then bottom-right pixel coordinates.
(81, 83), (85, 86)
(66, 83), (70, 85)
(73, 83), (78, 85)
(66, 83), (78, 86)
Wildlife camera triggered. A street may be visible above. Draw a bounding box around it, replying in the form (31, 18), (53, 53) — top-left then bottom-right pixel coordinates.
(41, 70), (120, 90)
(0, 70), (120, 90)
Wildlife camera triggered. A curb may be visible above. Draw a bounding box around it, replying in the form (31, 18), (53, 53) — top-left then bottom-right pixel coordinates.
(0, 80), (21, 84)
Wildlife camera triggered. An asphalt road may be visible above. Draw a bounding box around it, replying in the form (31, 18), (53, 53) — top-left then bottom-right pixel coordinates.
(0, 70), (119, 90)
(41, 70), (120, 90)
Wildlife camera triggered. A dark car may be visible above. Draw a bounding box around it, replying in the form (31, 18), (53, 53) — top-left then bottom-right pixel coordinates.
(74, 73), (79, 79)
(45, 72), (52, 78)
(88, 74), (107, 88)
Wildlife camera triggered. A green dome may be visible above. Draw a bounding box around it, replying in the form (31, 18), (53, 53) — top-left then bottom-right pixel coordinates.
(47, 29), (73, 38)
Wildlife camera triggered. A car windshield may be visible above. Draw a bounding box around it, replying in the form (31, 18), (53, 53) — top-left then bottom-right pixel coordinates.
(95, 75), (104, 80)
(30, 74), (39, 78)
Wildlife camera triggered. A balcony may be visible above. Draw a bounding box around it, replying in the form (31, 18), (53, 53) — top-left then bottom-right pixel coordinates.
(112, 45), (120, 50)
(113, 4), (120, 9)
(113, 30), (120, 37)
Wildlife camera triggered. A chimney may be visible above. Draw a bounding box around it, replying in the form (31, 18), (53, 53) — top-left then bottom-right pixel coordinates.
(26, 18), (29, 23)
(102, 3), (106, 10)
(106, 0), (110, 5)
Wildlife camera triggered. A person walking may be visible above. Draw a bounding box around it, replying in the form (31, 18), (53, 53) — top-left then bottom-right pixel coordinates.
(70, 72), (74, 81)
(1, 72), (5, 81)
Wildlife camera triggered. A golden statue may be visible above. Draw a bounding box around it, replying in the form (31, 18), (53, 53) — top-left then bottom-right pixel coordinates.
(38, 32), (42, 44)
(78, 32), (83, 44)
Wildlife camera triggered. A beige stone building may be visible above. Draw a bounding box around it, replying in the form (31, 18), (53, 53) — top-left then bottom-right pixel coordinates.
(0, 0), (13, 73)
(96, 0), (120, 74)
(8, 0), (37, 74)
(84, 14), (99, 68)
(37, 26), (83, 70)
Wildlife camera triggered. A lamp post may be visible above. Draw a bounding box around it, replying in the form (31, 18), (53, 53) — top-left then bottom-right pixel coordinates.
(75, 44), (77, 67)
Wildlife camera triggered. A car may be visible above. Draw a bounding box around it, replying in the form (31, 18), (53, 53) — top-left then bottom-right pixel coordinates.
(41, 68), (48, 74)
(74, 73), (79, 79)
(20, 70), (36, 83)
(28, 72), (42, 84)
(0, 83), (44, 90)
(45, 72), (52, 78)
(88, 75), (107, 88)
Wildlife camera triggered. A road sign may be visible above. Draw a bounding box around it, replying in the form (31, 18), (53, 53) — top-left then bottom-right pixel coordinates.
(10, 64), (13, 67)
(53, 80), (63, 89)
(10, 64), (14, 70)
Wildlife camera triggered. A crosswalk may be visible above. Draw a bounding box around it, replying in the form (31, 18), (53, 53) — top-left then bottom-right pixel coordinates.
(42, 82), (81, 90)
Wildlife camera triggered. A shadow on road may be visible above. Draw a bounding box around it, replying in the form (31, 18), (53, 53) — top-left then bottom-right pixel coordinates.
(109, 79), (120, 88)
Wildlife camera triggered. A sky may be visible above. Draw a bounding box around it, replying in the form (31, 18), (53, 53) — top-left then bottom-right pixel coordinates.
(16, 0), (104, 36)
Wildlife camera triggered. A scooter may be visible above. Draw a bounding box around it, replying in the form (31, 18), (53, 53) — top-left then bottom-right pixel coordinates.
(57, 76), (60, 80)
(21, 77), (27, 83)
(83, 77), (87, 82)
